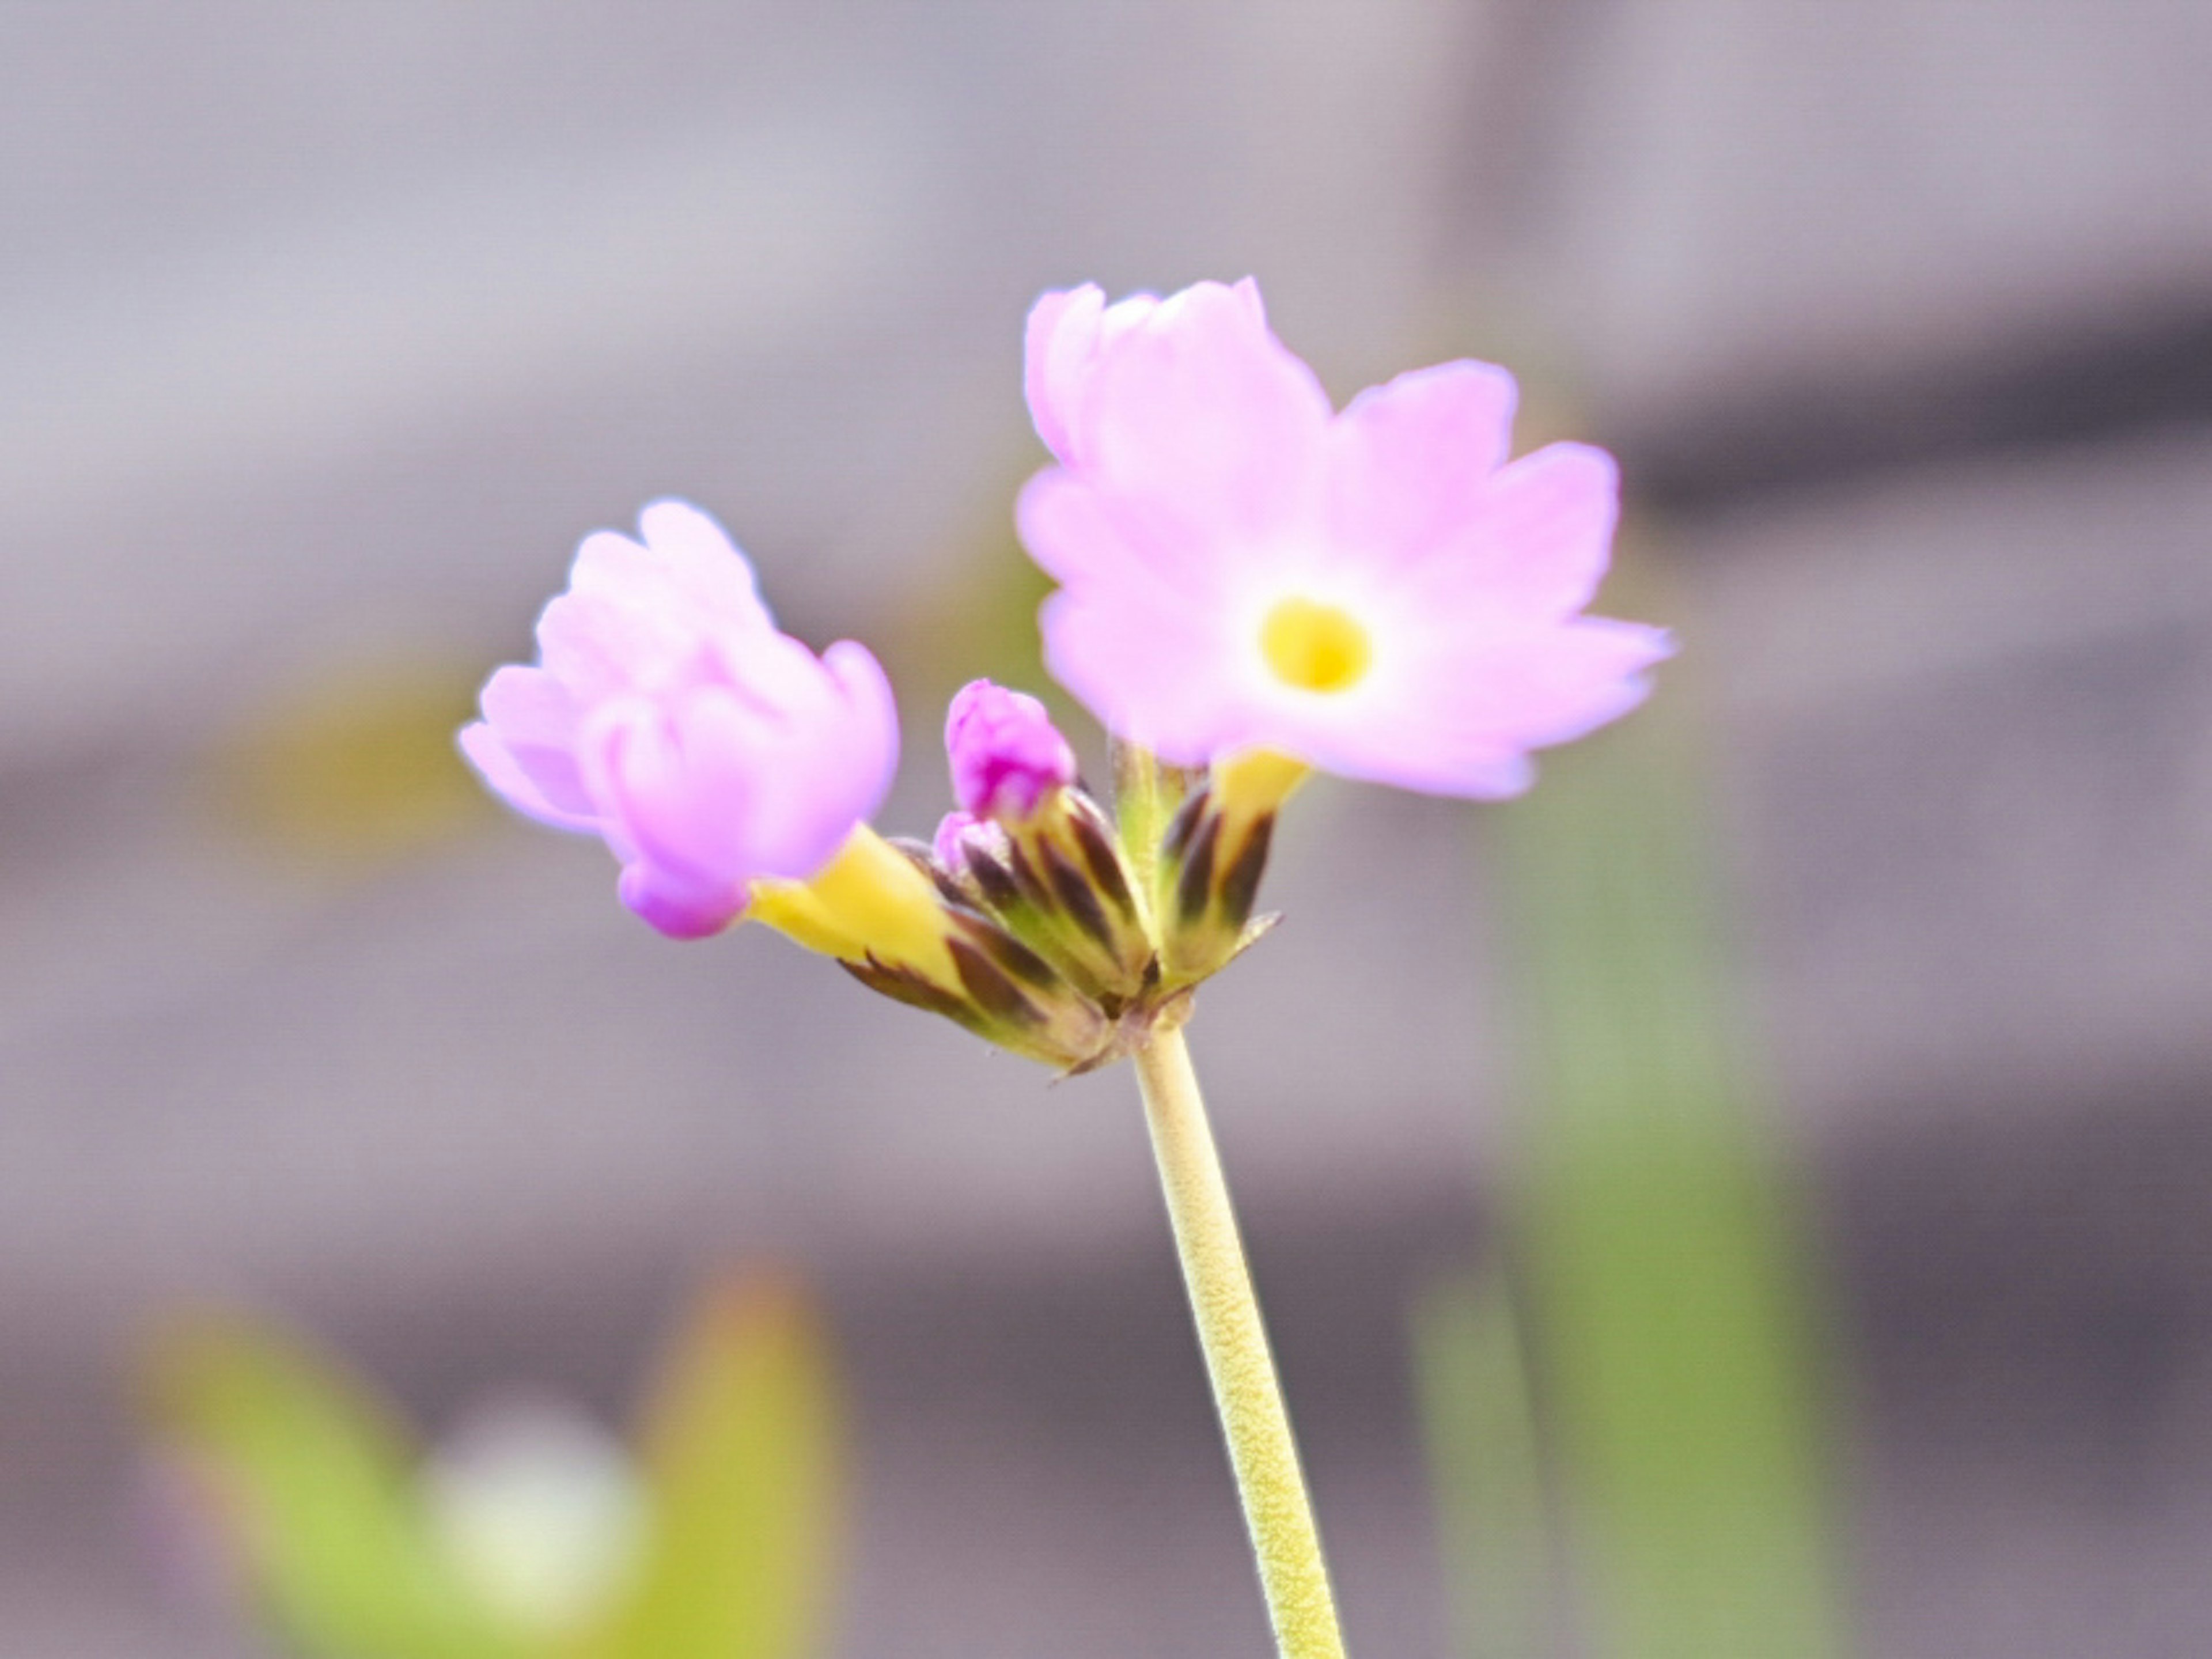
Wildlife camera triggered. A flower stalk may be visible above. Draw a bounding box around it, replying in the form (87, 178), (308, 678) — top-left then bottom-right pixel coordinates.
(460, 274), (1679, 1659)
(1131, 1021), (1347, 1659)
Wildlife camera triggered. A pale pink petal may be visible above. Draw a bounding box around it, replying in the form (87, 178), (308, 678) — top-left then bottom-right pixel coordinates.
(458, 721), (600, 831)
(477, 665), (593, 817)
(636, 498), (744, 569)
(562, 535), (699, 659)
(636, 499), (777, 637)
(1441, 616), (1673, 749)
(1024, 286), (1167, 467)
(1024, 285), (1106, 464)
(618, 860), (746, 940)
(584, 646), (895, 895)
(825, 631), (897, 715)
(1016, 468), (1241, 608)
(1098, 291), (1163, 345)
(1322, 616), (1669, 800)
(1041, 588), (1244, 768)
(819, 639), (903, 819)
(577, 699), (716, 883)
(671, 689), (823, 878)
(564, 528), (671, 613)
(1410, 442), (1622, 620)
(1298, 718), (1537, 798)
(699, 648), (895, 882)
(1327, 361), (1518, 566)
(535, 587), (683, 702)
(1081, 279), (1333, 541)
(548, 512), (774, 697)
(585, 692), (789, 890)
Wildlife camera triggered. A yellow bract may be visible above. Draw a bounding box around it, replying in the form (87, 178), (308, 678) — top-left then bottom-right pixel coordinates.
(1260, 598), (1371, 694)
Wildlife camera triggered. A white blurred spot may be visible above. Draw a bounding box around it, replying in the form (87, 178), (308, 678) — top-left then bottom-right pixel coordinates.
(422, 1389), (647, 1640)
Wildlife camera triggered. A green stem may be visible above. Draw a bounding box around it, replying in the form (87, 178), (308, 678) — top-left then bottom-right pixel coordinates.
(1131, 1024), (1347, 1659)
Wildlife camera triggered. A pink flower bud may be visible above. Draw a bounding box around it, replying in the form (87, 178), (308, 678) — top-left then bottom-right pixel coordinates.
(930, 809), (1010, 874)
(943, 679), (1078, 823)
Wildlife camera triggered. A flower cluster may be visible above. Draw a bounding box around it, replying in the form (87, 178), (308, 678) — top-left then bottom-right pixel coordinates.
(463, 279), (1666, 1069)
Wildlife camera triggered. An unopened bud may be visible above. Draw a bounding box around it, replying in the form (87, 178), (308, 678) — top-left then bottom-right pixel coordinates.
(945, 680), (1078, 821)
(1153, 748), (1304, 986)
(932, 809), (1010, 877)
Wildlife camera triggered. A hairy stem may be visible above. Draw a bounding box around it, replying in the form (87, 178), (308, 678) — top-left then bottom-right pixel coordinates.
(1131, 1023), (1347, 1659)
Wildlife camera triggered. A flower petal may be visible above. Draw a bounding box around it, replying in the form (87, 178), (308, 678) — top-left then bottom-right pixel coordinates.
(1448, 616), (1673, 749)
(1411, 442), (1622, 621)
(578, 698), (718, 884)
(1024, 285), (1106, 464)
(1081, 278), (1332, 542)
(457, 721), (600, 831)
(477, 665), (594, 818)
(1016, 468), (1244, 608)
(617, 859), (746, 940)
(1040, 587), (1244, 767)
(1324, 615), (1671, 798)
(777, 639), (900, 869)
(1327, 360), (1518, 568)
(635, 499), (778, 637)
(536, 582), (692, 704)
(542, 505), (775, 700)
(1300, 721), (1536, 799)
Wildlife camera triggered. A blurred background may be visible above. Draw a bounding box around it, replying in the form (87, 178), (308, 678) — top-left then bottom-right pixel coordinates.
(5, 2), (2212, 1654)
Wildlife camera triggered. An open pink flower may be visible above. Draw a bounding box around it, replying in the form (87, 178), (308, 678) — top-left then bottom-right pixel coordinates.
(1018, 279), (1669, 797)
(460, 501), (899, 938)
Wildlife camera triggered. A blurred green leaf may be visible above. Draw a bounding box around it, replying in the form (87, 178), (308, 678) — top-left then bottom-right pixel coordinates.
(144, 1316), (521, 1659)
(1413, 1269), (1548, 1659)
(574, 1272), (843, 1659)
(1485, 555), (1847, 1659)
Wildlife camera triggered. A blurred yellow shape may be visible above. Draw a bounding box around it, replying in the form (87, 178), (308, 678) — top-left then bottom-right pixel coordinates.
(209, 661), (491, 865)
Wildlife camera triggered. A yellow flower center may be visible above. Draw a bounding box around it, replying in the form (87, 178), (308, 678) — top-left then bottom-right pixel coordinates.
(1260, 598), (1371, 694)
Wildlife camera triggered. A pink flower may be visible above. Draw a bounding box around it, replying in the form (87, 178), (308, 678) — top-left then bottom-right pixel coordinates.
(460, 501), (899, 939)
(1018, 278), (1670, 797)
(944, 679), (1078, 821)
